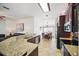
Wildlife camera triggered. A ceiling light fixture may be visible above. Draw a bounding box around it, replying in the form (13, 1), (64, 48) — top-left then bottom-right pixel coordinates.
(2, 6), (9, 10)
(39, 3), (50, 12)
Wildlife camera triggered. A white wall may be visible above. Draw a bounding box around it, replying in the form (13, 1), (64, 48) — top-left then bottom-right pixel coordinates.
(34, 15), (55, 37)
(0, 20), (6, 34)
(0, 15), (34, 35)
(0, 17), (16, 35)
(5, 17), (16, 35)
(0, 10), (17, 35)
(16, 17), (34, 33)
(0, 11), (7, 34)
(34, 16), (42, 35)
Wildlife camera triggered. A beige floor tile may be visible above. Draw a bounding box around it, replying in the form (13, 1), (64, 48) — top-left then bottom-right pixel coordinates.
(38, 38), (56, 56)
(56, 49), (62, 56)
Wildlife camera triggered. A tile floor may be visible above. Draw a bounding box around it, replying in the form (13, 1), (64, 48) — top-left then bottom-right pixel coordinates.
(38, 38), (57, 56)
(56, 49), (62, 56)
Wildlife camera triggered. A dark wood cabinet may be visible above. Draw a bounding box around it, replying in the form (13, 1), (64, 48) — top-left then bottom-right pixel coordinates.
(28, 47), (38, 56)
(72, 3), (79, 33)
(72, 3), (79, 46)
(64, 46), (71, 56)
(61, 41), (71, 56)
(59, 15), (71, 38)
(27, 35), (40, 44)
(59, 15), (66, 37)
(57, 23), (61, 49)
(60, 3), (79, 56)
(57, 15), (66, 49)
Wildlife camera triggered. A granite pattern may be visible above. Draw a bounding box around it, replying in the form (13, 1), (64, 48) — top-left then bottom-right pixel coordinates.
(0, 35), (38, 56)
(60, 37), (79, 56)
(64, 44), (79, 56)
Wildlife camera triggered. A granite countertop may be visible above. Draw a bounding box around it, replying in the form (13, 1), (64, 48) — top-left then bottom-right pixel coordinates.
(64, 44), (79, 56)
(60, 37), (72, 40)
(25, 34), (39, 40)
(0, 36), (38, 56)
(60, 37), (79, 56)
(26, 43), (38, 56)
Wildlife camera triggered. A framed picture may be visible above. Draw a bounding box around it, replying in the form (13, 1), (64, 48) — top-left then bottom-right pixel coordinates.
(16, 23), (24, 32)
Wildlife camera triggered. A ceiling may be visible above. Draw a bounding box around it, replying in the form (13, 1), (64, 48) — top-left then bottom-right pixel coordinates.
(0, 3), (68, 18)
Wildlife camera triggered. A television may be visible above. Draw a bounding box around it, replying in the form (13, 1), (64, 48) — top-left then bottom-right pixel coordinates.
(64, 21), (71, 32)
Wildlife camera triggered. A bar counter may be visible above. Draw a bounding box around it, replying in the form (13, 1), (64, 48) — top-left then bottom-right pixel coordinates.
(0, 36), (38, 56)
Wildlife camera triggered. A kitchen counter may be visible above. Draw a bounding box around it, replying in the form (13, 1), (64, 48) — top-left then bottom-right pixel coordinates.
(64, 44), (79, 56)
(25, 35), (39, 40)
(25, 35), (40, 44)
(0, 36), (38, 56)
(0, 33), (25, 42)
(60, 37), (79, 56)
(60, 37), (72, 40)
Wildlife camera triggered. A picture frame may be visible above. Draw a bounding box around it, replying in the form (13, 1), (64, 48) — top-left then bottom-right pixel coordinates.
(16, 23), (24, 32)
